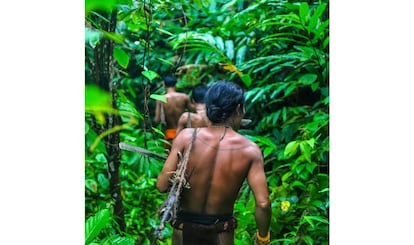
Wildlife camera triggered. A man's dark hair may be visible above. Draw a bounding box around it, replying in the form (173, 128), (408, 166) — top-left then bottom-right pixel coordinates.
(164, 75), (177, 87)
(192, 85), (208, 103)
(205, 81), (245, 123)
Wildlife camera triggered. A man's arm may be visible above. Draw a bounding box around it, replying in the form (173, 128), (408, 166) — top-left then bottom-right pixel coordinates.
(247, 146), (272, 238)
(156, 130), (187, 192)
(176, 113), (188, 136)
(154, 101), (161, 125)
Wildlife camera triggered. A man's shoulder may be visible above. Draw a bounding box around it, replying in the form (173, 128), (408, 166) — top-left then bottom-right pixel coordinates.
(172, 91), (189, 96)
(178, 111), (190, 123)
(177, 127), (197, 138)
(235, 135), (261, 153)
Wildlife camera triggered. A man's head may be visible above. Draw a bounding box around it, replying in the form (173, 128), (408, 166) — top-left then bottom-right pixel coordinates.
(164, 75), (177, 88)
(192, 85), (208, 104)
(205, 81), (245, 124)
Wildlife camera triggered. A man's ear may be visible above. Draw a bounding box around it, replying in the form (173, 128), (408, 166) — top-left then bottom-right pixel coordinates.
(236, 104), (242, 116)
(237, 104), (246, 116)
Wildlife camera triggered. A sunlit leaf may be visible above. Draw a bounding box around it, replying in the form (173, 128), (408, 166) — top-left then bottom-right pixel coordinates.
(215, 36), (224, 52)
(240, 74), (252, 88)
(284, 141), (299, 158)
(225, 40), (234, 60)
(142, 70), (159, 81)
(263, 147), (273, 158)
(114, 47), (129, 69)
(103, 31), (125, 44)
(85, 122), (90, 134)
(85, 85), (112, 110)
(97, 173), (110, 189)
(95, 153), (107, 163)
(299, 2), (309, 26)
(236, 45), (247, 66)
(85, 27), (102, 48)
(308, 3), (327, 34)
(85, 179), (98, 193)
(282, 172), (292, 182)
(85, 209), (110, 244)
(150, 94), (167, 103)
(299, 141), (311, 163)
(85, 0), (116, 14)
(85, 85), (112, 125)
(306, 138), (316, 148)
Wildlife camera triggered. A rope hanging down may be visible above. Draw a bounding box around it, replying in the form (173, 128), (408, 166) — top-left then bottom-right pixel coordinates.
(152, 128), (198, 244)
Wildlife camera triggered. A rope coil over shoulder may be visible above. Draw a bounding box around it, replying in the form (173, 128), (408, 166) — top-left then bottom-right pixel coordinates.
(152, 128), (199, 244)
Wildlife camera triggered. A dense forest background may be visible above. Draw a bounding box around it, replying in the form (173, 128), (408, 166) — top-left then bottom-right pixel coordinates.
(85, 0), (329, 244)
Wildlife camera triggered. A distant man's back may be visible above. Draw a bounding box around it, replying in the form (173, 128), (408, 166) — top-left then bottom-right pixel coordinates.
(162, 92), (193, 129)
(154, 75), (195, 150)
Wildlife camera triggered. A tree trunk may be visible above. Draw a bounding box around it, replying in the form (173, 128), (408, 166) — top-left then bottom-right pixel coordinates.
(90, 9), (126, 232)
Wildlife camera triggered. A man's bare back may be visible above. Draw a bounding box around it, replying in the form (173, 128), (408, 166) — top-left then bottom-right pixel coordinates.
(160, 92), (194, 129)
(158, 126), (268, 213)
(176, 84), (209, 135)
(179, 127), (263, 214)
(154, 92), (194, 129)
(176, 107), (209, 135)
(156, 81), (271, 245)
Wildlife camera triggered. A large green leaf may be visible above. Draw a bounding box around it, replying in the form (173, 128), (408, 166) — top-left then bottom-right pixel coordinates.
(85, 85), (112, 109)
(85, 209), (110, 244)
(85, 0), (116, 14)
(215, 36), (224, 52)
(85, 85), (112, 124)
(240, 74), (252, 88)
(150, 94), (167, 103)
(308, 3), (327, 35)
(299, 141), (312, 163)
(102, 31), (125, 44)
(85, 28), (102, 48)
(299, 2), (310, 26)
(225, 40), (234, 60)
(142, 70), (159, 81)
(284, 141), (299, 158)
(114, 47), (129, 69)
(236, 45), (247, 66)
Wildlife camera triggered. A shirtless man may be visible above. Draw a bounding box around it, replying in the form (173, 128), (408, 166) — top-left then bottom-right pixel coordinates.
(154, 75), (196, 150)
(156, 81), (271, 245)
(176, 84), (209, 136)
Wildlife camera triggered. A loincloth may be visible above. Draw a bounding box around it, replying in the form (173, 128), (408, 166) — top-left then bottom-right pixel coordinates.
(171, 211), (238, 245)
(164, 129), (177, 140)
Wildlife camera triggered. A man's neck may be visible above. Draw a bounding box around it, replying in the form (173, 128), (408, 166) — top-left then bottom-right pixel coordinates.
(166, 87), (176, 93)
(195, 104), (205, 112)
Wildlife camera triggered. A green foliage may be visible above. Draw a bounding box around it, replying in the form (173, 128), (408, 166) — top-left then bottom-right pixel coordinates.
(114, 47), (130, 69)
(85, 209), (136, 245)
(85, 209), (110, 244)
(86, 0), (329, 244)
